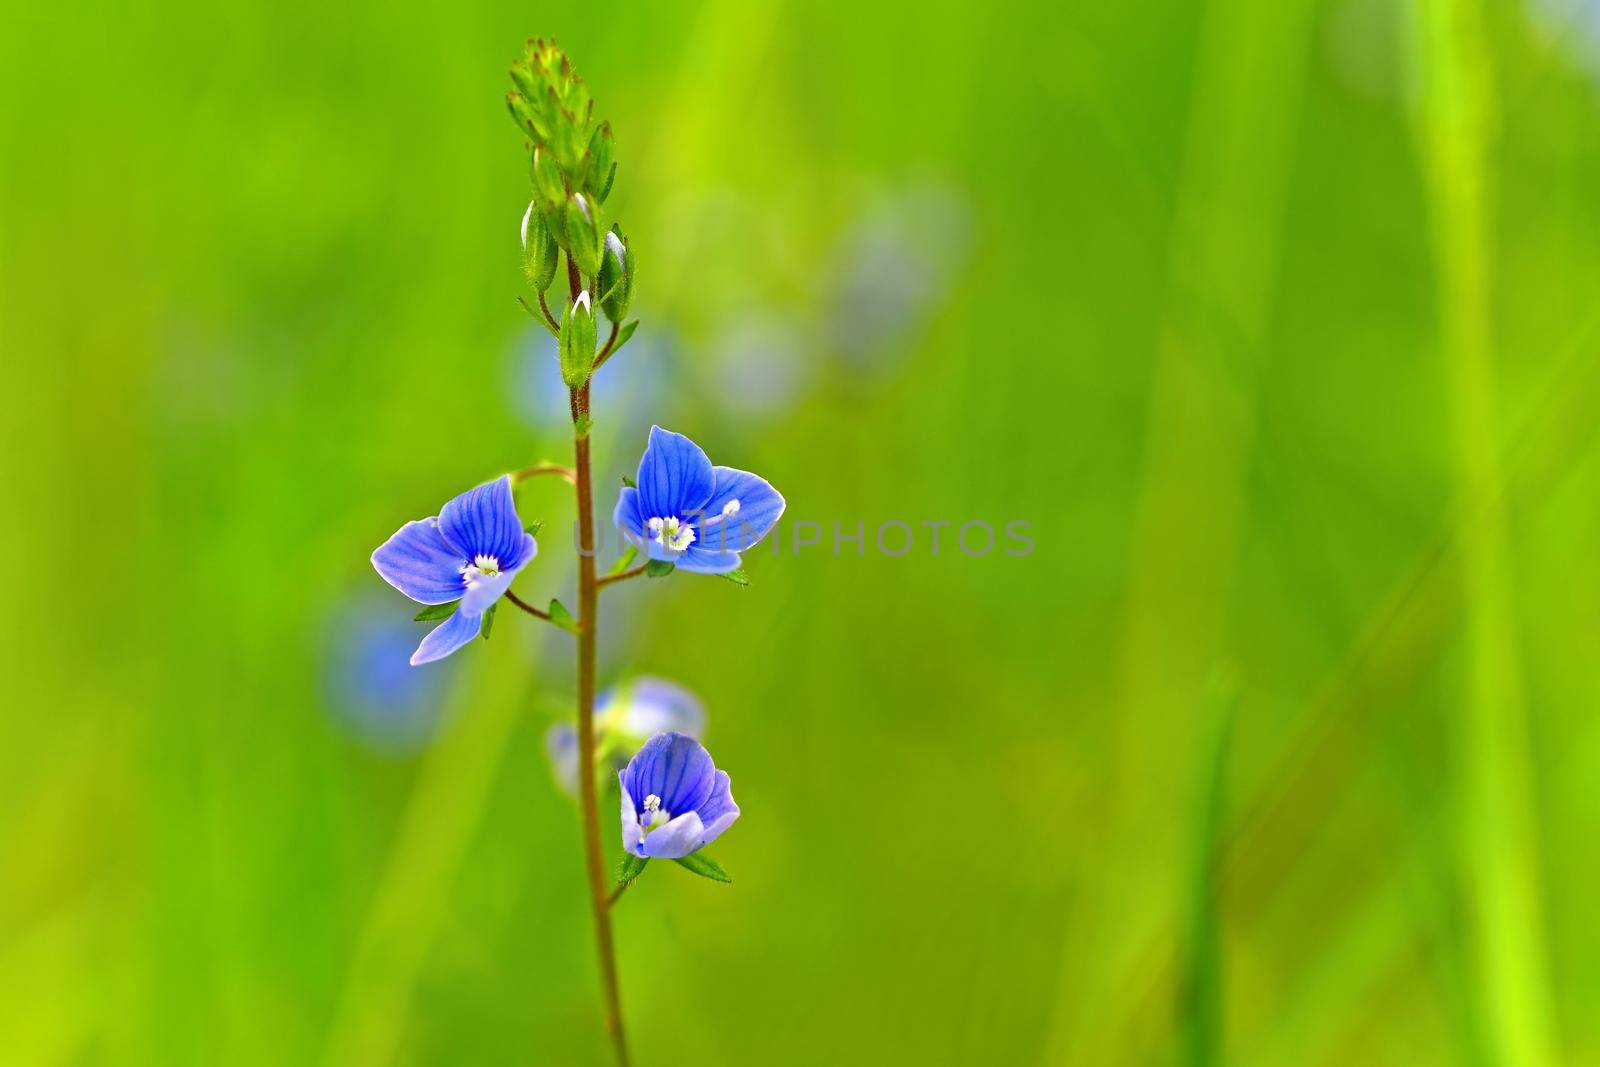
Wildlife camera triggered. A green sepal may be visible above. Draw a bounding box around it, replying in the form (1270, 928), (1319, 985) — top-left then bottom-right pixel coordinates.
(621, 474), (636, 488)
(673, 852), (731, 883)
(608, 544), (638, 575)
(558, 292), (597, 388)
(564, 194), (604, 279)
(597, 161), (618, 204)
(479, 602), (497, 641)
(599, 226), (633, 323)
(521, 202), (558, 292)
(611, 319), (639, 357)
(413, 600), (460, 622)
(524, 519), (544, 538)
(718, 568), (750, 587)
(548, 598), (580, 634)
(644, 560), (675, 578)
(616, 853), (648, 890)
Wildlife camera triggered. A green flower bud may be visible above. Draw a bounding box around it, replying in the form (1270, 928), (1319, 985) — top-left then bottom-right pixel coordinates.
(564, 193), (605, 280)
(599, 226), (633, 324)
(521, 201), (558, 292)
(585, 122), (614, 202)
(559, 290), (597, 388)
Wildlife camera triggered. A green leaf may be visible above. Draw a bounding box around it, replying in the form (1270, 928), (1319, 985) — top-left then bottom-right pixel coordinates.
(616, 853), (649, 890)
(612, 319), (639, 356)
(548, 598), (580, 634)
(524, 519), (544, 538)
(673, 852), (731, 883)
(479, 603), (497, 640)
(608, 544), (638, 575)
(718, 568), (750, 587)
(413, 601), (460, 622)
(621, 474), (636, 488)
(645, 559), (675, 578)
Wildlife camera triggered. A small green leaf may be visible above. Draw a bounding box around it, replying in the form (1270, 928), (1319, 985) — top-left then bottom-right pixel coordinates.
(548, 598), (580, 634)
(616, 853), (648, 890)
(718, 568), (750, 587)
(479, 603), (497, 640)
(608, 544), (638, 575)
(413, 601), (460, 622)
(645, 560), (675, 578)
(612, 319), (639, 357)
(673, 852), (731, 883)
(621, 474), (636, 488)
(524, 519), (544, 538)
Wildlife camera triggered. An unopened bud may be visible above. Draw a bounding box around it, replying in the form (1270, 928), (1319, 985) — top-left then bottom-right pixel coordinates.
(559, 290), (597, 387)
(521, 201), (558, 292)
(599, 226), (634, 323)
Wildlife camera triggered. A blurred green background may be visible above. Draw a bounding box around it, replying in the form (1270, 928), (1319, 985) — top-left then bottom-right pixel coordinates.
(5, 0), (1600, 1063)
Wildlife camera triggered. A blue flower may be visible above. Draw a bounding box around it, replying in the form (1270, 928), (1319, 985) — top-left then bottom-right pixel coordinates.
(618, 732), (739, 859)
(612, 426), (784, 573)
(546, 677), (707, 795)
(371, 475), (537, 665)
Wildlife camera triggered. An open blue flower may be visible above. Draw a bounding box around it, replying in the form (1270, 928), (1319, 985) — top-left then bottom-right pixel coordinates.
(612, 426), (784, 573)
(619, 732), (739, 859)
(371, 475), (537, 665)
(547, 676), (707, 795)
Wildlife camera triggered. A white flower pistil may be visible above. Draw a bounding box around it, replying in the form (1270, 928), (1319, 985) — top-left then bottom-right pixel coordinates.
(646, 515), (696, 552)
(460, 554), (501, 587)
(641, 793), (670, 834)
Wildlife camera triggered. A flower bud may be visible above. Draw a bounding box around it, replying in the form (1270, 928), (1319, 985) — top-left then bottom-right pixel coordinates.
(521, 201), (558, 292)
(585, 121), (615, 203)
(564, 193), (605, 280)
(599, 226), (633, 323)
(559, 290), (597, 387)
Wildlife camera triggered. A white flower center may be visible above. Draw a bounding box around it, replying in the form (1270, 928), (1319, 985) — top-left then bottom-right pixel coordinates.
(460, 554), (501, 586)
(641, 793), (669, 833)
(645, 515), (696, 552)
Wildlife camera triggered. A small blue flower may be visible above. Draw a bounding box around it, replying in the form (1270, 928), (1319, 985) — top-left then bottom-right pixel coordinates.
(371, 475), (537, 665)
(612, 426), (784, 573)
(619, 732), (739, 859)
(546, 677), (707, 795)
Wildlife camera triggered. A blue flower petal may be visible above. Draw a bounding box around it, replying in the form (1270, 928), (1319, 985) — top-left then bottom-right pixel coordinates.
(622, 732), (716, 818)
(674, 544), (744, 574)
(637, 811), (707, 859)
(409, 608), (482, 665)
(458, 532), (536, 615)
(634, 427), (715, 523)
(694, 770), (740, 847)
(697, 466), (785, 553)
(438, 475), (529, 567)
(372, 519), (467, 605)
(612, 485), (644, 539)
(619, 777), (645, 855)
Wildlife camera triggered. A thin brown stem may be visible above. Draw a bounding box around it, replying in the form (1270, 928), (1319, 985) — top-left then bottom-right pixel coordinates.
(538, 291), (561, 333)
(597, 562), (648, 589)
(591, 320), (622, 373)
(502, 589), (553, 622)
(511, 463), (576, 485)
(608, 878), (633, 908)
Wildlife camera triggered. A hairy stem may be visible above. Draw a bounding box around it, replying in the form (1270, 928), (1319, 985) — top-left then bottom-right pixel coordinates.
(567, 253), (629, 1064)
(597, 562), (649, 589)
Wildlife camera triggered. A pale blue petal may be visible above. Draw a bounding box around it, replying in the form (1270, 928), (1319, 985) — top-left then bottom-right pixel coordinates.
(634, 426), (715, 521)
(410, 609), (481, 665)
(372, 519), (466, 605)
(697, 467), (785, 553)
(438, 475), (528, 565)
(621, 732), (716, 817)
(547, 724), (579, 796)
(617, 678), (706, 740)
(613, 485), (645, 539)
(695, 770), (740, 848)
(619, 774), (645, 856)
(638, 811), (707, 860)
(675, 544), (743, 574)
(458, 534), (535, 615)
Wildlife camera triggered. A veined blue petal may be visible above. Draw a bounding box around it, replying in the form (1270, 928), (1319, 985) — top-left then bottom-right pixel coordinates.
(622, 732), (715, 818)
(613, 485), (645, 539)
(697, 466), (785, 553)
(410, 609), (481, 665)
(438, 475), (528, 566)
(634, 426), (715, 521)
(619, 774), (645, 855)
(695, 770), (740, 847)
(638, 811), (707, 859)
(675, 544), (743, 574)
(372, 519), (466, 605)
(458, 534), (536, 615)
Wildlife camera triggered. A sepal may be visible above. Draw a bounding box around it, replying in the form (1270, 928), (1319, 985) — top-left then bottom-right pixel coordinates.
(559, 291), (597, 387)
(413, 600), (460, 622)
(644, 559), (675, 578)
(599, 226), (633, 323)
(673, 852), (731, 883)
(616, 853), (649, 891)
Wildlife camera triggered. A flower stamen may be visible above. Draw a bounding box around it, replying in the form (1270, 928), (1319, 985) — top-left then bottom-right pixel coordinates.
(460, 554), (502, 586)
(646, 515), (696, 553)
